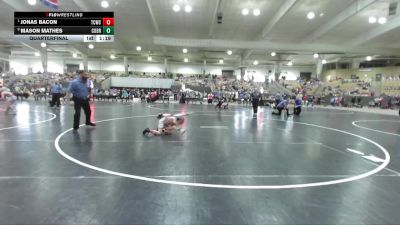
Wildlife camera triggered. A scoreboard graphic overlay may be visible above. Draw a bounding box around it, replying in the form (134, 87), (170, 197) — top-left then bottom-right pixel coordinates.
(14, 12), (114, 42)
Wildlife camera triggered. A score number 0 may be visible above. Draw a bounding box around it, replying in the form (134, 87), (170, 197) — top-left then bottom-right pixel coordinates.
(102, 18), (114, 35)
(103, 18), (114, 26)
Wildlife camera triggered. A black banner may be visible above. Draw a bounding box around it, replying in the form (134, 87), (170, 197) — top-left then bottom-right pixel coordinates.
(376, 73), (382, 82)
(14, 12), (114, 18)
(14, 18), (106, 26)
(15, 26), (107, 35)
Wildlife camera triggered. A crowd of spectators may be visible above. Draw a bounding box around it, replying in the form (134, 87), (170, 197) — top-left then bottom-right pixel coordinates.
(3, 69), (400, 111)
(92, 88), (175, 103)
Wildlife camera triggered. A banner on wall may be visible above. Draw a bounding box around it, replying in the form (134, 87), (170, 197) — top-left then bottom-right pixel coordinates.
(222, 70), (234, 77)
(376, 73), (382, 82)
(66, 64), (79, 73)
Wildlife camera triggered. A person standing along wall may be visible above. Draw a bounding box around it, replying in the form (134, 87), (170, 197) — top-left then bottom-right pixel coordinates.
(251, 90), (261, 115)
(49, 80), (62, 108)
(207, 92), (213, 104)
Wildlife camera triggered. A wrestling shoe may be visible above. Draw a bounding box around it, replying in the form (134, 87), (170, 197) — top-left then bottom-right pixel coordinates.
(143, 128), (150, 135)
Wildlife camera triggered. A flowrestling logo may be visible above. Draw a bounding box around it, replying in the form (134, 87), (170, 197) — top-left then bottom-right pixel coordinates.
(40, 0), (58, 9)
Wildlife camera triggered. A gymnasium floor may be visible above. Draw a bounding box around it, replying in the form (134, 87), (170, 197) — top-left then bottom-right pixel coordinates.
(0, 101), (399, 224)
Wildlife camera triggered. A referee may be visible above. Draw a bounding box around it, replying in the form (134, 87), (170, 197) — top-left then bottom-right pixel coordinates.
(68, 70), (96, 130)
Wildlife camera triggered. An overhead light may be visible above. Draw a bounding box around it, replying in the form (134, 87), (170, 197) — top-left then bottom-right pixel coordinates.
(378, 17), (386, 24)
(322, 59), (327, 64)
(307, 12), (315, 19)
(184, 58), (188, 62)
(136, 46), (142, 51)
(242, 8), (249, 16)
(366, 56), (372, 61)
(40, 42), (46, 48)
(271, 52), (276, 57)
(287, 61), (293, 66)
(34, 52), (40, 57)
(27, 0), (36, 5)
(253, 9), (260, 16)
(110, 54), (116, 59)
(101, 0), (109, 8)
(173, 4), (180, 12)
(227, 50), (232, 55)
(219, 59), (224, 64)
(72, 53), (77, 58)
(320, 13), (324, 17)
(184, 5), (192, 13)
(368, 16), (377, 24)
(88, 44), (94, 49)
(182, 48), (188, 53)
(313, 53), (319, 58)
(253, 60), (258, 65)
(147, 56), (152, 61)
